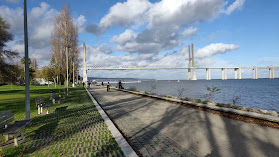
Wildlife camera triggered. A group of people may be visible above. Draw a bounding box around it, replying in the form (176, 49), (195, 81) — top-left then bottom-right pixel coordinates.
(101, 80), (123, 91)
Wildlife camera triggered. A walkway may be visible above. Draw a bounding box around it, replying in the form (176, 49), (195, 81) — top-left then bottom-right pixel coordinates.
(88, 86), (279, 157)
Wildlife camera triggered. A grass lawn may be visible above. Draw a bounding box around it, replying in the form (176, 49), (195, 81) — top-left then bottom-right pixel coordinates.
(0, 85), (123, 156)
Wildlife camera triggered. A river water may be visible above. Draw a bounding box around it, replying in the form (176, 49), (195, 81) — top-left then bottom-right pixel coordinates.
(109, 79), (279, 113)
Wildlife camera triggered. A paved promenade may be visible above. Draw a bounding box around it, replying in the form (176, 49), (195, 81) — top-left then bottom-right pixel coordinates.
(88, 85), (279, 157)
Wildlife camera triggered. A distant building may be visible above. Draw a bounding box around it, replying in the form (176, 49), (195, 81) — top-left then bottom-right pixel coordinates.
(33, 78), (54, 85)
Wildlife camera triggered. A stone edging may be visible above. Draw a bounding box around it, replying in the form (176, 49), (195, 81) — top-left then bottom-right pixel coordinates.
(86, 88), (138, 157)
(118, 89), (279, 124)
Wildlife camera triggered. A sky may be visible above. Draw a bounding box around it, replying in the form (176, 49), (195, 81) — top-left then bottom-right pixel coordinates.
(0, 0), (279, 80)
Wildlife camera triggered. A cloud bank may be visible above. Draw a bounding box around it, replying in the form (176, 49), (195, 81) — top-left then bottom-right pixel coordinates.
(196, 43), (240, 58)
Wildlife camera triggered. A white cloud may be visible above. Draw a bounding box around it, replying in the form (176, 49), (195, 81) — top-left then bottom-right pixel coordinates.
(87, 0), (245, 56)
(87, 0), (152, 34)
(147, 0), (224, 28)
(87, 0), (225, 34)
(0, 6), (23, 35)
(74, 15), (87, 33)
(196, 43), (240, 58)
(182, 27), (197, 38)
(110, 29), (137, 45)
(0, 3), (86, 68)
(222, 0), (246, 15)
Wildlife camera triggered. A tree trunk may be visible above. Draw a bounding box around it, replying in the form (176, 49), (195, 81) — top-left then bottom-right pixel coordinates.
(53, 77), (57, 89)
(48, 79), (49, 88)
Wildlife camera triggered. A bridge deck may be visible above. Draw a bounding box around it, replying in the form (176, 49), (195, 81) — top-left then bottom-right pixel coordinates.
(88, 86), (279, 157)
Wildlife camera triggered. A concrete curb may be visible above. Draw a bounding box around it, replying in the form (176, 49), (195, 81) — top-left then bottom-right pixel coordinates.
(119, 89), (279, 124)
(86, 88), (138, 157)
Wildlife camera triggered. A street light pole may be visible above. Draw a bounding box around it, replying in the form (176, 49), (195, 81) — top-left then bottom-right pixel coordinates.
(66, 46), (69, 95)
(24, 0), (30, 120)
(72, 61), (75, 87)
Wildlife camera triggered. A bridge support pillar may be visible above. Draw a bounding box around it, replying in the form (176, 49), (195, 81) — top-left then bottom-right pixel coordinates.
(272, 68), (275, 79)
(191, 44), (197, 80)
(206, 68), (211, 80)
(208, 68), (211, 80)
(252, 68), (255, 79)
(188, 68), (191, 80)
(206, 68), (208, 80)
(239, 68), (242, 79)
(234, 68), (238, 79)
(255, 68), (258, 79)
(221, 68), (224, 80)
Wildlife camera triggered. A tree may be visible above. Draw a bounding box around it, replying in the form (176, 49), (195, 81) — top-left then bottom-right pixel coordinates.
(20, 57), (36, 81)
(0, 16), (19, 83)
(40, 66), (58, 88)
(50, 3), (79, 86)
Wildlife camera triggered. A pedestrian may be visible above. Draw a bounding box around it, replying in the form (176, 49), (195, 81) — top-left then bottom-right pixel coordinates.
(101, 81), (104, 86)
(118, 80), (123, 89)
(83, 82), (84, 87)
(107, 82), (110, 91)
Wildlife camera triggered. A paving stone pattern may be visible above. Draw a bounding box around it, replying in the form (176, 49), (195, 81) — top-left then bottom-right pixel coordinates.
(89, 86), (279, 157)
(89, 88), (195, 157)
(23, 102), (124, 156)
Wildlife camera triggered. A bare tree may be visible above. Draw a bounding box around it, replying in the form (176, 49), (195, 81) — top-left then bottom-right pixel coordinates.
(50, 3), (79, 86)
(177, 87), (186, 98)
(204, 86), (221, 102)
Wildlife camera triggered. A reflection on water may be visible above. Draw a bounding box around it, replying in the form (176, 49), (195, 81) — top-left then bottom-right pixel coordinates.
(111, 79), (279, 112)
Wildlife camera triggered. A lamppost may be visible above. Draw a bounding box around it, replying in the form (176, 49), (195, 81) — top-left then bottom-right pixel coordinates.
(24, 0), (30, 120)
(66, 46), (70, 95)
(72, 61), (75, 87)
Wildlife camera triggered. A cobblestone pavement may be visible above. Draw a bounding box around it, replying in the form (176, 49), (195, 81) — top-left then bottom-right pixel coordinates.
(88, 87), (195, 157)
(88, 86), (279, 157)
(5, 88), (124, 157)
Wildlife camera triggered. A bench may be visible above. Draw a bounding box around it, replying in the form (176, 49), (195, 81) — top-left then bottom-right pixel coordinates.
(0, 110), (31, 146)
(35, 97), (52, 114)
(49, 91), (61, 104)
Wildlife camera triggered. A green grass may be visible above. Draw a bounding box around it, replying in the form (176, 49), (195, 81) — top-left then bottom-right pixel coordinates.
(0, 85), (66, 121)
(0, 85), (123, 156)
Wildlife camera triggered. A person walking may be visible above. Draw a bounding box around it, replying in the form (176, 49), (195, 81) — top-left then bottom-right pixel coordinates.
(107, 82), (110, 91)
(118, 80), (123, 89)
(101, 81), (104, 86)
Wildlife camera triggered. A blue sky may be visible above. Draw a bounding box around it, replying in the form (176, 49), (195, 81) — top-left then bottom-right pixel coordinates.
(0, 0), (278, 79)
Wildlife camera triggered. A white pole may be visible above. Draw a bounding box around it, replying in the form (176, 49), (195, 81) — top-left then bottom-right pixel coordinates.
(72, 62), (75, 87)
(188, 45), (191, 80)
(192, 44), (197, 80)
(66, 47), (69, 95)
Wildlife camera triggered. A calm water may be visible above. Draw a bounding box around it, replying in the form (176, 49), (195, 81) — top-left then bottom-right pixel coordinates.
(112, 79), (279, 112)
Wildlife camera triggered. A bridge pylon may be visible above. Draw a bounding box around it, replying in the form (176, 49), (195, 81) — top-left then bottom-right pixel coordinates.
(83, 43), (88, 83)
(188, 44), (197, 80)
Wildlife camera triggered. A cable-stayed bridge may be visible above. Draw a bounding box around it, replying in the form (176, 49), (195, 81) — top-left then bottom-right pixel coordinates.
(82, 43), (278, 82)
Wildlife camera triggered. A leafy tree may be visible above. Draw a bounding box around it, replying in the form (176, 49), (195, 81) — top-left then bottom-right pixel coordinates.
(0, 16), (19, 83)
(40, 66), (58, 88)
